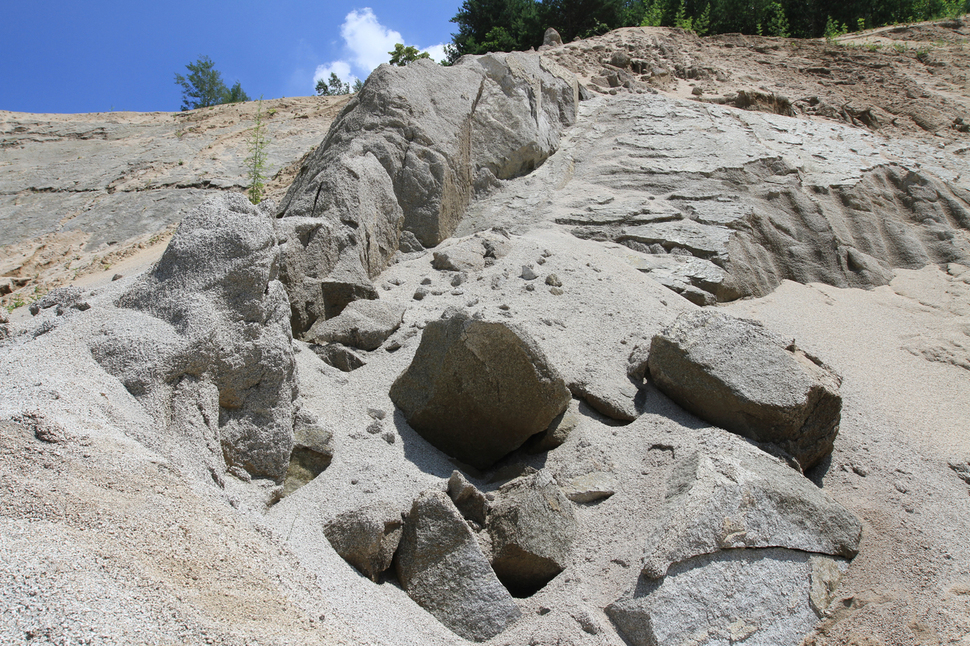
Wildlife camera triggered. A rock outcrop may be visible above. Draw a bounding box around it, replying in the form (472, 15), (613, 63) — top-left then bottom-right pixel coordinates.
(395, 490), (521, 641)
(390, 310), (571, 469)
(97, 194), (297, 479)
(276, 53), (579, 336)
(648, 310), (843, 470)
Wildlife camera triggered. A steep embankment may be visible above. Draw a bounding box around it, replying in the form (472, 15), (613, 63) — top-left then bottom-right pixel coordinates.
(0, 96), (348, 305)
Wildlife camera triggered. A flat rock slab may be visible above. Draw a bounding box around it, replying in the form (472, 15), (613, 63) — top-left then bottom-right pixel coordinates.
(609, 549), (848, 646)
(395, 490), (521, 641)
(648, 309), (843, 469)
(642, 436), (861, 580)
(390, 311), (571, 470)
(305, 299), (405, 351)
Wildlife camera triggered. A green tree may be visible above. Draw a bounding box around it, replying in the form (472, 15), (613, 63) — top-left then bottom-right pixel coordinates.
(245, 98), (270, 205)
(389, 43), (432, 65)
(175, 56), (248, 111)
(316, 73), (352, 96)
(222, 81), (251, 104)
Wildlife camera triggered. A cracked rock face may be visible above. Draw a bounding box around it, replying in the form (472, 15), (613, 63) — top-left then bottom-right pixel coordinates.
(607, 435), (860, 646)
(276, 52), (579, 336)
(458, 90), (970, 305)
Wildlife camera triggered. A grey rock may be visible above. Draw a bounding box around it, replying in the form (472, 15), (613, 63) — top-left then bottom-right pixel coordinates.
(277, 53), (579, 337)
(106, 194), (296, 479)
(305, 299), (405, 351)
(542, 27), (563, 48)
(395, 490), (521, 641)
(310, 343), (366, 372)
(569, 378), (641, 422)
(431, 239), (487, 273)
(29, 287), (84, 315)
(642, 439), (862, 580)
(521, 265), (539, 280)
(324, 500), (405, 582)
(389, 311), (571, 469)
(808, 555), (845, 616)
(398, 230), (425, 253)
(648, 309), (843, 470)
(525, 399), (580, 453)
(544, 273), (562, 287)
(562, 472), (615, 503)
(448, 470), (490, 527)
(609, 548), (849, 646)
(488, 470), (577, 594)
(627, 342), (651, 382)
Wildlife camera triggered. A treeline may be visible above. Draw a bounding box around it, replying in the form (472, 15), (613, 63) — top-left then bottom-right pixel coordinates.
(447, 0), (969, 59)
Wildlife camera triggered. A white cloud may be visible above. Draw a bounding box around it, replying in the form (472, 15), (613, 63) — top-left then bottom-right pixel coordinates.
(341, 8), (403, 72)
(422, 43), (447, 64)
(312, 8), (444, 93)
(313, 60), (354, 86)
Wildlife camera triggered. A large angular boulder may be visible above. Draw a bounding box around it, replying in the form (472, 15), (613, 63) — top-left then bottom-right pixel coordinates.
(395, 490), (521, 641)
(98, 194), (296, 480)
(488, 470), (577, 595)
(389, 311), (571, 469)
(648, 310), (842, 470)
(276, 53), (579, 336)
(323, 500), (405, 582)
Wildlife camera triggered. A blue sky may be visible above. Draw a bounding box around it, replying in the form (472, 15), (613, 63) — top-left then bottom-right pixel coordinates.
(0, 0), (461, 114)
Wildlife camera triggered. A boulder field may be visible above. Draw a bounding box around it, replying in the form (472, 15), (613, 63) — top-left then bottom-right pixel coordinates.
(2, 23), (970, 646)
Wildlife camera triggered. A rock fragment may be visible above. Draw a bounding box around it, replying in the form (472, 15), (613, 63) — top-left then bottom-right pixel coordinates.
(395, 491), (520, 641)
(305, 299), (405, 351)
(488, 470), (577, 595)
(562, 472), (615, 503)
(282, 412), (334, 497)
(324, 500), (405, 582)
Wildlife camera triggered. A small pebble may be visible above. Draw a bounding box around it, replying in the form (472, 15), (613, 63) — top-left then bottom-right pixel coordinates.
(413, 287), (428, 301)
(545, 273), (562, 287)
(521, 265), (538, 280)
(382, 431), (396, 444)
(550, 287), (564, 296)
(420, 277), (432, 285)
